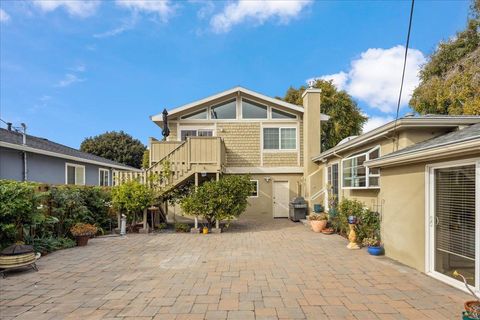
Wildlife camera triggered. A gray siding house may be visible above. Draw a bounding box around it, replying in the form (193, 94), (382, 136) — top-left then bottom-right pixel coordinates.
(0, 128), (140, 186)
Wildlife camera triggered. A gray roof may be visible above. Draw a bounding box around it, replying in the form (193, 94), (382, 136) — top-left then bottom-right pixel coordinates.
(0, 128), (138, 170)
(375, 123), (480, 160)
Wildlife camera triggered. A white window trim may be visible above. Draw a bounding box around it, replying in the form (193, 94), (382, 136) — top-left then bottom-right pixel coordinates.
(271, 107), (298, 120)
(341, 146), (380, 190)
(240, 97), (268, 120)
(262, 126), (298, 152)
(210, 98), (238, 120)
(99, 168), (110, 186)
(249, 180), (259, 198)
(180, 108), (208, 120)
(424, 158), (480, 295)
(65, 163), (86, 186)
(177, 125), (216, 140)
(325, 161), (340, 211)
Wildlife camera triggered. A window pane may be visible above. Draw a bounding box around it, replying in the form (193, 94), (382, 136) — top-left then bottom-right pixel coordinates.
(250, 180), (258, 197)
(181, 130), (197, 141)
(263, 128), (279, 149)
(67, 166), (75, 184)
(242, 99), (267, 119)
(280, 128), (296, 149)
(198, 130), (213, 137)
(211, 99), (236, 119)
(370, 168), (380, 175)
(369, 148), (379, 159)
(369, 177), (379, 187)
(272, 108), (296, 119)
(332, 164), (339, 197)
(181, 109), (207, 120)
(76, 167), (85, 185)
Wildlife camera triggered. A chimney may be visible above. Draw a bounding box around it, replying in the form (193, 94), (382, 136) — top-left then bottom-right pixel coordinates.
(20, 123), (27, 145)
(302, 85), (323, 203)
(7, 122), (12, 131)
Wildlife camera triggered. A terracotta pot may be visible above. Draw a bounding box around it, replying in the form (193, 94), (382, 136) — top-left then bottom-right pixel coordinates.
(321, 227), (334, 235)
(76, 235), (89, 246)
(464, 301), (480, 317)
(311, 220), (327, 233)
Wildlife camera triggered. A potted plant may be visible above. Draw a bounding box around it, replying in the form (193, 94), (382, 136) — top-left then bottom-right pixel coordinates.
(321, 222), (335, 234)
(453, 271), (480, 320)
(202, 226), (209, 234)
(308, 213), (328, 233)
(70, 223), (97, 246)
(362, 237), (384, 256)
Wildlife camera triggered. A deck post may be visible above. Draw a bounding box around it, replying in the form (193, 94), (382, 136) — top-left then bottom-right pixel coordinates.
(212, 172), (222, 234)
(140, 208), (149, 234)
(191, 172), (200, 233)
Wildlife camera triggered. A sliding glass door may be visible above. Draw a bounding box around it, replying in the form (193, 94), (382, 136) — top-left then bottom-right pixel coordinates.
(428, 160), (479, 293)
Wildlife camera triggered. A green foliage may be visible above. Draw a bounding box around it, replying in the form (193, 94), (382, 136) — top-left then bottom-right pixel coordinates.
(25, 236), (76, 254)
(111, 180), (155, 224)
(282, 80), (367, 150)
(337, 199), (381, 242)
(156, 222), (167, 230)
(142, 149), (150, 169)
(410, 1), (480, 115)
(0, 180), (114, 251)
(180, 175), (253, 228)
(0, 180), (46, 247)
(174, 222), (190, 232)
(80, 131), (146, 168)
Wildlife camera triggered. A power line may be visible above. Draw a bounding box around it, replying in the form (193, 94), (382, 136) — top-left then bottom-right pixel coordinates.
(393, 0), (415, 133)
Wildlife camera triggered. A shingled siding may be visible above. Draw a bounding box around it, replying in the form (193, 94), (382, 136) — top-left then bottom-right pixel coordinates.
(168, 123), (178, 141)
(217, 123), (261, 167)
(263, 152), (298, 166)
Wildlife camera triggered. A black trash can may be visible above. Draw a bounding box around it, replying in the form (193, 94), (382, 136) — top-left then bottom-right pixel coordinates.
(289, 197), (307, 222)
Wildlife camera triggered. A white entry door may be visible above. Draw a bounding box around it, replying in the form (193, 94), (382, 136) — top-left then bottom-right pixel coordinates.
(273, 181), (289, 218)
(427, 159), (479, 294)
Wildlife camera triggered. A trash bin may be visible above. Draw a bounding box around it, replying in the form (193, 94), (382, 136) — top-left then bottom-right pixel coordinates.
(289, 197), (307, 222)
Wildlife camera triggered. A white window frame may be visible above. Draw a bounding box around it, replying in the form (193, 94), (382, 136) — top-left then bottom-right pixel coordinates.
(271, 107), (298, 120)
(249, 180), (259, 198)
(178, 126), (216, 141)
(425, 158), (480, 295)
(180, 108), (208, 120)
(210, 98), (237, 120)
(262, 126), (297, 152)
(240, 98), (268, 120)
(99, 168), (110, 186)
(325, 162), (340, 211)
(65, 163), (86, 186)
(341, 146), (380, 190)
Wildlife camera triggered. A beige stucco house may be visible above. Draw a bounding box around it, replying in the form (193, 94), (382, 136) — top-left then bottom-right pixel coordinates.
(117, 86), (479, 294)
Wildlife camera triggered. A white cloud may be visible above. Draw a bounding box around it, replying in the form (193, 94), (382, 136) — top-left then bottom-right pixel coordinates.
(55, 73), (85, 87)
(115, 0), (174, 22)
(0, 8), (10, 23)
(93, 12), (138, 38)
(32, 0), (100, 18)
(69, 64), (86, 72)
(363, 115), (394, 133)
(309, 46), (426, 113)
(211, 0), (312, 33)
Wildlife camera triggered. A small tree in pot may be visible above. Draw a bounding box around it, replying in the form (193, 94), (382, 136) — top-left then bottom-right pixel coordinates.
(180, 175), (253, 231)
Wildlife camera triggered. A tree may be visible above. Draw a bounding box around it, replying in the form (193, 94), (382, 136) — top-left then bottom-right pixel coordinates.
(410, 0), (480, 115)
(80, 131), (146, 169)
(282, 80), (367, 151)
(180, 175), (253, 228)
(142, 149), (150, 169)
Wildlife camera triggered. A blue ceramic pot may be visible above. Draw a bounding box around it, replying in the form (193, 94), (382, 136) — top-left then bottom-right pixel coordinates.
(348, 215), (357, 224)
(367, 246), (384, 256)
(313, 204), (324, 213)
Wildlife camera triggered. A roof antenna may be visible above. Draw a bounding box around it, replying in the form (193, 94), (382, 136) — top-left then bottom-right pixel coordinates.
(20, 123), (27, 145)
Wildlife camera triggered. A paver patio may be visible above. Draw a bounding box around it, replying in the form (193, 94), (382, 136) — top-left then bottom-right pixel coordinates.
(0, 215), (470, 319)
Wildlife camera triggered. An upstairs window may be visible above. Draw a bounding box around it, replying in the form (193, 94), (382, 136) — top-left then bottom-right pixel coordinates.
(242, 99), (267, 119)
(211, 99), (236, 119)
(272, 108), (296, 119)
(66, 163), (85, 185)
(181, 109), (208, 120)
(263, 127), (297, 150)
(342, 146), (380, 189)
(180, 129), (213, 141)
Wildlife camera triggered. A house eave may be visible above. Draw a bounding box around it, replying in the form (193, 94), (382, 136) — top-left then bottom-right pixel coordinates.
(0, 141), (141, 171)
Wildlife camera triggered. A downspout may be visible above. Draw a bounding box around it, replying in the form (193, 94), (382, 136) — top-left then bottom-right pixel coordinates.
(21, 123), (28, 181)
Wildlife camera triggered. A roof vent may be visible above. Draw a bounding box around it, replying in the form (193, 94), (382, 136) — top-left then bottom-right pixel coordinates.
(337, 136), (357, 146)
(404, 112), (415, 118)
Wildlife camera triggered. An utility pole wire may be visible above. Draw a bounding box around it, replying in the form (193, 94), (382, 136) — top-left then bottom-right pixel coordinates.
(393, 0), (415, 133)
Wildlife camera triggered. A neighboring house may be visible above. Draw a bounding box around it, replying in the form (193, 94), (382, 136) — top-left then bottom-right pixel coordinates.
(0, 128), (139, 186)
(314, 116), (480, 294)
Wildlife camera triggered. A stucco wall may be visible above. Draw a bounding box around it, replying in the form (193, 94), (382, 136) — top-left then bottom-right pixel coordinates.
(0, 147), (113, 186)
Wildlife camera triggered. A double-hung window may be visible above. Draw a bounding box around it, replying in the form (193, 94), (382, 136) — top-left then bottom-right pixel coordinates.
(327, 163), (339, 205)
(66, 163), (85, 185)
(99, 169), (110, 186)
(263, 127), (297, 150)
(249, 180), (259, 197)
(180, 129), (213, 141)
(342, 146), (380, 189)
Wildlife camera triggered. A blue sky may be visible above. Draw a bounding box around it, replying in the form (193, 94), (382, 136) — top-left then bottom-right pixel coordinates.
(0, 0), (472, 148)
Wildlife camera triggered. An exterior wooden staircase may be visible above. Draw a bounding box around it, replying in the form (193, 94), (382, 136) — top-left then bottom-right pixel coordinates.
(113, 137), (226, 190)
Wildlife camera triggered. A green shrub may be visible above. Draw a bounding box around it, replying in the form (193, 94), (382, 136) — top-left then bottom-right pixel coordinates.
(174, 222), (190, 233)
(337, 199), (381, 241)
(111, 180), (155, 228)
(25, 236), (76, 254)
(180, 175), (253, 228)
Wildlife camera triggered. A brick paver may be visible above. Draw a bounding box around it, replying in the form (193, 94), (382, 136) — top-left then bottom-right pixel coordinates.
(0, 215), (469, 319)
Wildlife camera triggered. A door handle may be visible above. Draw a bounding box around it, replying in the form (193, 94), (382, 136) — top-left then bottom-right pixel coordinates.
(435, 216), (439, 226)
